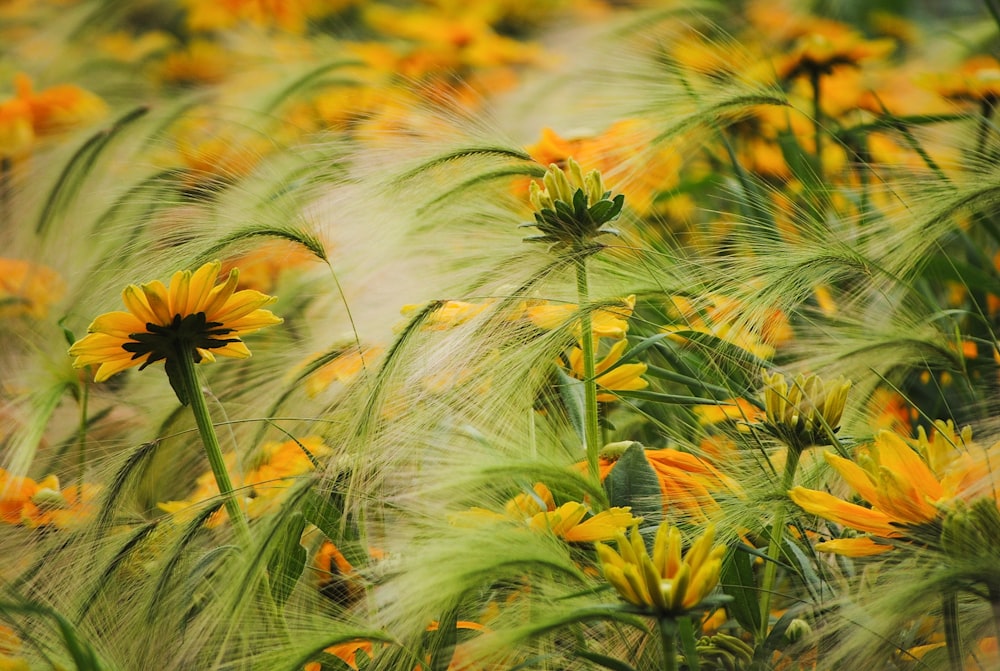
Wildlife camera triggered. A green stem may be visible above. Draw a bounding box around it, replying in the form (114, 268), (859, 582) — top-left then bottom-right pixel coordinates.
(576, 255), (601, 485)
(177, 351), (251, 544)
(942, 591), (963, 671)
(659, 617), (678, 671)
(757, 446), (802, 643)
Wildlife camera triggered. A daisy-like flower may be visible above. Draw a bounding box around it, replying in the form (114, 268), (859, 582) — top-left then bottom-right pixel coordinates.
(565, 337), (648, 402)
(788, 424), (998, 556)
(461, 482), (641, 543)
(69, 261), (281, 403)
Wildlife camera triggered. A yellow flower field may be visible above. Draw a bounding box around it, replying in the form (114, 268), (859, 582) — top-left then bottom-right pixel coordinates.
(3, 1), (1000, 669)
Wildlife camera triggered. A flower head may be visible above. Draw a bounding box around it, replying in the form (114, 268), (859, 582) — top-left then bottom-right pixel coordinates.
(566, 337), (648, 402)
(69, 261), (281, 403)
(788, 425), (995, 556)
(761, 369), (851, 450)
(523, 158), (624, 253)
(462, 482), (641, 543)
(596, 522), (726, 614)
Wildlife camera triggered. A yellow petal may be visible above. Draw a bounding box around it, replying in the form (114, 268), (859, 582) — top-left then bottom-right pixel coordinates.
(140, 279), (172, 324)
(814, 537), (895, 556)
(875, 431), (944, 501)
(184, 261), (222, 315)
(201, 268), (240, 317)
(122, 284), (157, 324)
(169, 268), (191, 317)
(789, 486), (900, 536)
(562, 507), (639, 542)
(824, 451), (881, 507)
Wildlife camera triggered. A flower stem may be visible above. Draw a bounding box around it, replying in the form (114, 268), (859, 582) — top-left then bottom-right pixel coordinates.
(757, 446), (802, 643)
(659, 617), (678, 671)
(576, 255), (601, 485)
(177, 350), (251, 545)
(942, 590), (963, 671)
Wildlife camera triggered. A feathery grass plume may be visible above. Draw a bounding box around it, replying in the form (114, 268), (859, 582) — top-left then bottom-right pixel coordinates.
(9, 1), (1000, 670)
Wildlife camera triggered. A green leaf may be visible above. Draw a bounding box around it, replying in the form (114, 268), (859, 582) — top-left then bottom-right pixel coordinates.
(268, 511), (308, 606)
(556, 367), (587, 448)
(603, 443), (662, 526)
(720, 545), (761, 635)
(677, 616), (701, 671)
(613, 390), (728, 405)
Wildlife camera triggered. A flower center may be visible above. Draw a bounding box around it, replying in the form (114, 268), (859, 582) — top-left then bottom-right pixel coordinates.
(122, 312), (238, 368)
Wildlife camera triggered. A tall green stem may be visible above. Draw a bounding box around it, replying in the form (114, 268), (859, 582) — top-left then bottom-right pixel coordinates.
(757, 446), (802, 642)
(576, 255), (601, 485)
(658, 617), (678, 671)
(177, 351), (251, 544)
(942, 591), (963, 671)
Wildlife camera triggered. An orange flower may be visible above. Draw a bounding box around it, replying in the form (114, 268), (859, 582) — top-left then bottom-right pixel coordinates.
(159, 436), (328, 523)
(789, 424), (998, 555)
(0, 258), (65, 318)
(577, 447), (739, 522)
(304, 640), (374, 671)
(0, 469), (98, 529)
(0, 95), (32, 157)
(774, 26), (894, 80)
(0, 73), (105, 156)
(13, 73), (106, 135)
(925, 55), (1000, 103)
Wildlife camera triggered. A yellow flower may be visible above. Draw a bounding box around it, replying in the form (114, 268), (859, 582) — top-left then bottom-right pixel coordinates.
(524, 295), (636, 339)
(529, 501), (641, 543)
(787, 425), (1000, 556)
(462, 482), (640, 542)
(525, 158), (623, 251)
(566, 337), (648, 402)
(774, 26), (894, 80)
(68, 261), (282, 387)
(596, 522), (725, 614)
(760, 369), (851, 448)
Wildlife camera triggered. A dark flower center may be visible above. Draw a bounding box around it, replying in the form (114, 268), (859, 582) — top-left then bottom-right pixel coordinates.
(122, 312), (238, 369)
